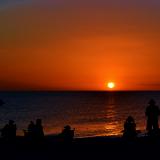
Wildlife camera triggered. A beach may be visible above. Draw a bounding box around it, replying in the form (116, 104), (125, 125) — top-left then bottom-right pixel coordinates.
(0, 135), (160, 160)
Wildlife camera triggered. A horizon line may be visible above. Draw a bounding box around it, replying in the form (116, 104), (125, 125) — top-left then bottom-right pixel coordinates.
(1, 90), (160, 92)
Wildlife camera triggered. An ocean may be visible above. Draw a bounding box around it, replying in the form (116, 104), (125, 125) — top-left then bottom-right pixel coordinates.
(0, 91), (159, 138)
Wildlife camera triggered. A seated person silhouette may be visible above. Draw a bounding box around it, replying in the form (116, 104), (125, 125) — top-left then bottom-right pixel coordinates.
(123, 116), (137, 139)
(24, 121), (36, 139)
(35, 119), (44, 139)
(1, 120), (17, 140)
(60, 125), (75, 143)
(145, 99), (160, 134)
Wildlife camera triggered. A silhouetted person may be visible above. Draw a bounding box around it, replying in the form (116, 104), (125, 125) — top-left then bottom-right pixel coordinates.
(123, 116), (137, 139)
(24, 121), (36, 139)
(145, 99), (160, 133)
(28, 121), (35, 133)
(1, 120), (16, 140)
(0, 99), (4, 106)
(61, 125), (75, 143)
(35, 119), (44, 139)
(1, 123), (8, 139)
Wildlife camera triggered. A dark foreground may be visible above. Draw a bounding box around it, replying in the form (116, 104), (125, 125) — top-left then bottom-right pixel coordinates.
(1, 135), (160, 160)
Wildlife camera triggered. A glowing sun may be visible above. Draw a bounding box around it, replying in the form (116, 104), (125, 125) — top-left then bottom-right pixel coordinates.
(107, 82), (115, 89)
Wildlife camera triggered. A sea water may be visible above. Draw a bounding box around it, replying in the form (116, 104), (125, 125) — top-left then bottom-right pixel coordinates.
(0, 91), (159, 138)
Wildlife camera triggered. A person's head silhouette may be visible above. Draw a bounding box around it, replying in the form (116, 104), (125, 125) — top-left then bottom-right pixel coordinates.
(148, 99), (156, 105)
(64, 125), (71, 130)
(36, 119), (42, 125)
(126, 116), (134, 123)
(9, 120), (14, 125)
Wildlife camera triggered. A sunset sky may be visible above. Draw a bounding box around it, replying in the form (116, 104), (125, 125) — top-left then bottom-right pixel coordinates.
(1, 0), (160, 91)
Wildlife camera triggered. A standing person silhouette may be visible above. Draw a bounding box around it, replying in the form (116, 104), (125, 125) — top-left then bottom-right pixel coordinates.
(27, 121), (36, 138)
(35, 119), (44, 139)
(145, 99), (160, 133)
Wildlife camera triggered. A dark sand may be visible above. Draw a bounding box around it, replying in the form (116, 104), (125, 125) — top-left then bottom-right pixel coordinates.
(1, 135), (160, 160)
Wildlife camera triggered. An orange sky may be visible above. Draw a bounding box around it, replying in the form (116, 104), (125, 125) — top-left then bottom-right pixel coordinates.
(1, 1), (160, 90)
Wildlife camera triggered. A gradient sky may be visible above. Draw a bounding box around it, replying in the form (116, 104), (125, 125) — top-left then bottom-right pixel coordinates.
(1, 0), (160, 90)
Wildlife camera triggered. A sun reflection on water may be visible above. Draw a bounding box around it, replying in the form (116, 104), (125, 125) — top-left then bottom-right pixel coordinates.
(104, 93), (122, 136)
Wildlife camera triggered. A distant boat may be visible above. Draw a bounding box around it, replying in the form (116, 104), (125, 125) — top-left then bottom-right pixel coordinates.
(0, 99), (4, 106)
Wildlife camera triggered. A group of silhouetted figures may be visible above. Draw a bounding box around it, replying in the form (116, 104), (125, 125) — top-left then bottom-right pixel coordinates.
(0, 118), (75, 143)
(0, 119), (45, 141)
(1, 120), (16, 140)
(1, 99), (160, 143)
(23, 119), (44, 140)
(123, 99), (160, 139)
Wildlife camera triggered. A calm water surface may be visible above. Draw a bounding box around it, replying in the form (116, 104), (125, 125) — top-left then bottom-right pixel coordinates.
(0, 91), (160, 137)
